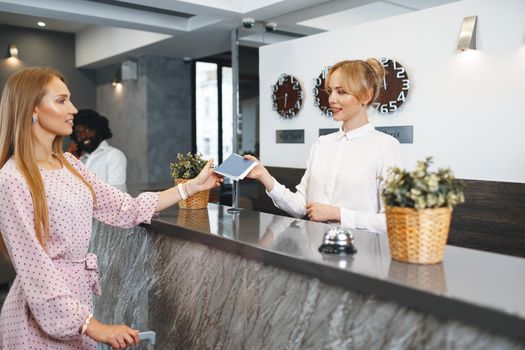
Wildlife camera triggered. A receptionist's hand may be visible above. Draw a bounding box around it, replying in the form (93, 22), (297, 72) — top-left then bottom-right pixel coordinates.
(244, 155), (274, 191)
(306, 202), (340, 222)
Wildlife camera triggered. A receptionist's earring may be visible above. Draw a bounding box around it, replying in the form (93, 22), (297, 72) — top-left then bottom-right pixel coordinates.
(32, 114), (38, 124)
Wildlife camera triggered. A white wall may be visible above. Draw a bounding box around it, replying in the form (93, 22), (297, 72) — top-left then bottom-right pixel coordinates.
(76, 26), (171, 67)
(259, 0), (525, 183)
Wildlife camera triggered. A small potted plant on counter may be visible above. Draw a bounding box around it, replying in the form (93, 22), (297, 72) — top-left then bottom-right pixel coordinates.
(381, 157), (465, 264)
(169, 152), (210, 209)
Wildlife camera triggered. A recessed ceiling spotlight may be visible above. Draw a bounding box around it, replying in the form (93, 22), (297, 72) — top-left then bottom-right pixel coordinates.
(37, 21), (46, 27)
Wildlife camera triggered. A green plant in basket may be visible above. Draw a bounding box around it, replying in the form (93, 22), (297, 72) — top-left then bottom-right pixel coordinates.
(381, 157), (465, 209)
(169, 152), (208, 179)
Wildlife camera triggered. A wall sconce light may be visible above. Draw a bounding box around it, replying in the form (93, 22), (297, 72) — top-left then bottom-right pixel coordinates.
(457, 16), (477, 51)
(112, 67), (122, 87)
(8, 43), (19, 58)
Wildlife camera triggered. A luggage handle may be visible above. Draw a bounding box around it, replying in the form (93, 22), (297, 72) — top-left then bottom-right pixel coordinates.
(99, 331), (156, 349)
(139, 331), (156, 345)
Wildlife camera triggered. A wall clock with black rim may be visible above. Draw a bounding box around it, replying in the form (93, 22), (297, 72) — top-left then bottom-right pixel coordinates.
(271, 73), (304, 119)
(313, 66), (332, 117)
(373, 58), (410, 114)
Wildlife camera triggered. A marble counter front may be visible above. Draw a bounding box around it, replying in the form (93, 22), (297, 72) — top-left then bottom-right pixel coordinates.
(90, 193), (525, 349)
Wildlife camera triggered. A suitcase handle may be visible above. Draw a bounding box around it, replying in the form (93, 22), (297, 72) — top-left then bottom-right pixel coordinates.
(139, 331), (156, 345)
(98, 330), (156, 349)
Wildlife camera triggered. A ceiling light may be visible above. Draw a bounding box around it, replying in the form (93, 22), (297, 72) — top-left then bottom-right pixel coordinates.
(37, 21), (46, 27)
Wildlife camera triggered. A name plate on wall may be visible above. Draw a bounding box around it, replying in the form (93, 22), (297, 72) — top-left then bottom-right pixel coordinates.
(318, 126), (413, 143)
(319, 128), (339, 136)
(276, 129), (305, 144)
(376, 126), (413, 144)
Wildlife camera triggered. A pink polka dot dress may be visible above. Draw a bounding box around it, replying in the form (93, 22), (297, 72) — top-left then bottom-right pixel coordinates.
(0, 153), (159, 349)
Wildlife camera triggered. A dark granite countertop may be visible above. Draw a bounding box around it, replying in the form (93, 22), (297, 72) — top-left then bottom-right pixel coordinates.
(130, 184), (525, 341)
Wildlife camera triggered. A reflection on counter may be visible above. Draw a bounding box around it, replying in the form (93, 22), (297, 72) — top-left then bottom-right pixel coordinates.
(388, 261), (447, 295)
(176, 208), (210, 232)
(186, 205), (441, 287)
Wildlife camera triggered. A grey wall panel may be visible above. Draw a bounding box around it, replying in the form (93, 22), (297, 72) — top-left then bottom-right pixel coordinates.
(95, 56), (192, 184)
(96, 76), (148, 184)
(0, 24), (96, 110)
(143, 56), (192, 183)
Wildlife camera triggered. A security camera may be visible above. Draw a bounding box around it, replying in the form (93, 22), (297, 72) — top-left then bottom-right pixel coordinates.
(265, 22), (277, 32)
(242, 17), (255, 29)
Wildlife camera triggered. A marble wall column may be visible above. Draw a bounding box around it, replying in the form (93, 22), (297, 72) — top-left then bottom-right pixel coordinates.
(96, 56), (192, 184)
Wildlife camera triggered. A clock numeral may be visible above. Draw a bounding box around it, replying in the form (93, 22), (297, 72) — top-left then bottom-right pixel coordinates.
(396, 66), (406, 78)
(313, 87), (319, 95)
(320, 106), (333, 117)
(372, 102), (380, 111)
(314, 97), (320, 107)
(380, 104), (389, 113)
(392, 60), (398, 70)
(298, 91), (304, 99)
(272, 84), (278, 92)
(321, 67), (330, 79)
(380, 57), (389, 67)
(314, 77), (322, 87)
(271, 94), (276, 101)
(272, 103), (278, 111)
(295, 100), (302, 109)
(397, 91), (407, 102)
(293, 82), (300, 91)
(389, 101), (398, 112)
(402, 79), (410, 90)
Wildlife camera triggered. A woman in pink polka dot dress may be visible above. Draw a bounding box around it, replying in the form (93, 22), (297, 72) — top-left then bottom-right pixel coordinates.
(0, 68), (222, 349)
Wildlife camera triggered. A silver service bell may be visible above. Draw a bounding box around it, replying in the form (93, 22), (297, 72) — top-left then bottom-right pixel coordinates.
(318, 226), (357, 254)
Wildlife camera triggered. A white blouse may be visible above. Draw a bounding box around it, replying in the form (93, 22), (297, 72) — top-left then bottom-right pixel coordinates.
(267, 123), (403, 234)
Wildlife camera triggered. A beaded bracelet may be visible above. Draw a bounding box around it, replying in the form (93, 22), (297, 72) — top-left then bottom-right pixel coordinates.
(177, 183), (188, 200)
(81, 313), (93, 335)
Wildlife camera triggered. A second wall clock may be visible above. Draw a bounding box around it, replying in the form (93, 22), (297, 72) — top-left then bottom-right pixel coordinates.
(313, 66), (332, 117)
(373, 58), (410, 114)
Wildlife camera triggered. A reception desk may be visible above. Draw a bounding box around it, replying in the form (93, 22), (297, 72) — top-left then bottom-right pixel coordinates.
(90, 193), (525, 349)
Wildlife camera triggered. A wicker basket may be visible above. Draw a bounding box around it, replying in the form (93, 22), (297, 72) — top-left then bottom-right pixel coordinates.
(174, 178), (210, 210)
(385, 206), (452, 264)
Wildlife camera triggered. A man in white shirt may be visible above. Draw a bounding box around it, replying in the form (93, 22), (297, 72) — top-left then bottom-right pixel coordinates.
(71, 109), (127, 190)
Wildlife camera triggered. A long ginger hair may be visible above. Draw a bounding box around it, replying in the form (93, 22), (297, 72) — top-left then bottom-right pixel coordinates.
(0, 68), (96, 256)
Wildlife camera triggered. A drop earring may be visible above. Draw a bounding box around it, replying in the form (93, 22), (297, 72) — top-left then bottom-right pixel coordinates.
(32, 114), (38, 124)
